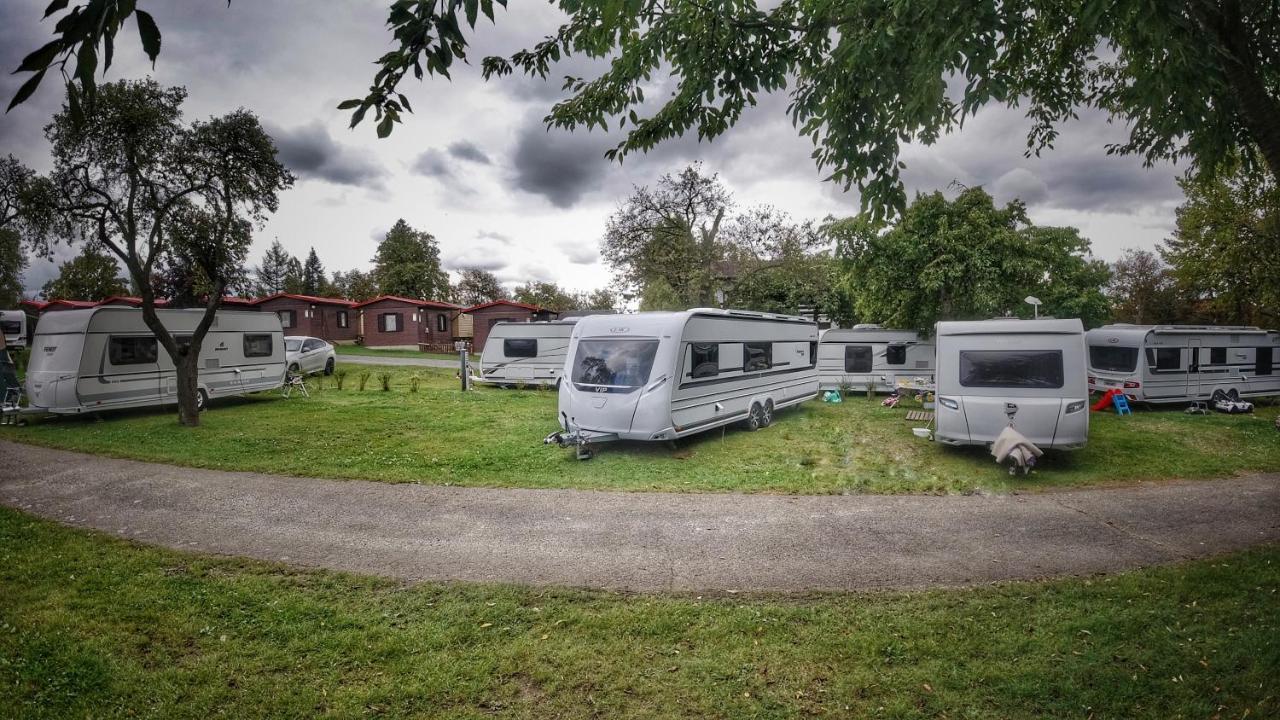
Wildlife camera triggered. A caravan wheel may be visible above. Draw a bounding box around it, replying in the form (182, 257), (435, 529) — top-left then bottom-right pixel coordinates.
(760, 400), (774, 428)
(744, 403), (763, 431)
(196, 389), (209, 412)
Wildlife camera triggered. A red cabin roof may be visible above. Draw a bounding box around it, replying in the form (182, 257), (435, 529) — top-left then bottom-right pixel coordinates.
(253, 292), (357, 307)
(353, 295), (460, 310)
(462, 299), (547, 313)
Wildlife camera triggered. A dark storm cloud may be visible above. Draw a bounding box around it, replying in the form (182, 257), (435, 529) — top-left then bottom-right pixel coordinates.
(511, 120), (610, 208)
(0, 2), (67, 168)
(448, 140), (492, 165)
(268, 121), (388, 189)
(412, 149), (454, 179)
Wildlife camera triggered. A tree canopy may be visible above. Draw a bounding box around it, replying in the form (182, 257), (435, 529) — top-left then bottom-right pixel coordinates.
(453, 268), (505, 306)
(40, 243), (129, 301)
(371, 219), (450, 300)
(13, 1), (1279, 217)
(1106, 248), (1180, 325)
(302, 247), (327, 296)
(834, 187), (1111, 334)
(254, 240), (294, 296)
(0, 229), (25, 308)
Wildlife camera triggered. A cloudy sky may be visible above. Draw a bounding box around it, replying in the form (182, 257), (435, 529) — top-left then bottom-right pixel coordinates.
(1, 0), (1184, 298)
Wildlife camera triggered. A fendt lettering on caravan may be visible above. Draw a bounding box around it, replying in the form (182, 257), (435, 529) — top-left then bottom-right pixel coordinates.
(545, 309), (820, 459)
(23, 307), (286, 416)
(475, 319), (577, 387)
(1087, 324), (1280, 403)
(934, 318), (1089, 450)
(817, 324), (935, 392)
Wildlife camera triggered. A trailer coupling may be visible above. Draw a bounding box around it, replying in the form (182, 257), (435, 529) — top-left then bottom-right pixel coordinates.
(544, 429), (618, 460)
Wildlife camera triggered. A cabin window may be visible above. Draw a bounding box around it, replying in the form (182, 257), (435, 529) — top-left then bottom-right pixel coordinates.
(378, 313), (402, 333)
(1153, 348), (1181, 371)
(504, 338), (537, 358)
(336, 310), (349, 329)
(1257, 348), (1274, 376)
(958, 350), (1064, 389)
(436, 314), (448, 333)
(1210, 347), (1226, 365)
(108, 336), (158, 365)
(278, 310), (296, 329)
(244, 334), (273, 358)
(572, 339), (659, 390)
(689, 343), (719, 379)
(844, 345), (873, 373)
(1089, 345), (1138, 373)
(743, 342), (772, 372)
(885, 344), (907, 365)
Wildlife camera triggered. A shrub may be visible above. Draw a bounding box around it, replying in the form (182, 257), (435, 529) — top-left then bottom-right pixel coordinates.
(334, 369), (348, 390)
(409, 373), (421, 393)
(378, 372), (392, 391)
(357, 372), (370, 391)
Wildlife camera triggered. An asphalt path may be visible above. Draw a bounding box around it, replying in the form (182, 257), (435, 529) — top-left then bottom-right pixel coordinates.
(2, 440), (1276, 592)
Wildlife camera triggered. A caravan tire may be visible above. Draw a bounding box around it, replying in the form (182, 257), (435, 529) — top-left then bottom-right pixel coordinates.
(196, 389), (209, 412)
(744, 404), (763, 432)
(760, 400), (774, 428)
(324, 358), (335, 376)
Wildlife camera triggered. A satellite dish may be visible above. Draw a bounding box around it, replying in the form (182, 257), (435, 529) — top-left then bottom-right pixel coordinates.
(1024, 296), (1042, 319)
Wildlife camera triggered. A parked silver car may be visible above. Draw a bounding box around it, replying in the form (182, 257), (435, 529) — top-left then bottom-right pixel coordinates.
(284, 336), (336, 376)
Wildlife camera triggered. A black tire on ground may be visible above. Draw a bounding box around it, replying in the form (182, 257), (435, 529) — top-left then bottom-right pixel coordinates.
(324, 358), (335, 376)
(744, 403), (762, 431)
(760, 400), (774, 428)
(196, 388), (209, 412)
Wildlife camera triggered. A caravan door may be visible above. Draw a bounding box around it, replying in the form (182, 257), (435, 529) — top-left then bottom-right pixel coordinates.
(81, 334), (163, 409)
(1186, 340), (1201, 399)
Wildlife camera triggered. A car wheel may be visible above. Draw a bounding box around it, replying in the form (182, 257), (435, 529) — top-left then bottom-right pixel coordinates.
(289, 362), (300, 375)
(760, 400), (774, 428)
(196, 388), (209, 412)
(324, 357), (335, 376)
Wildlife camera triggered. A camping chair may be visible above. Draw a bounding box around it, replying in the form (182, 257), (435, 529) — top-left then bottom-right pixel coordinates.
(281, 372), (309, 398)
(1, 349), (22, 426)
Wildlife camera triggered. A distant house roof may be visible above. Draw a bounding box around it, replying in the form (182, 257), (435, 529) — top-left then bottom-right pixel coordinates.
(462, 299), (548, 313)
(41, 299), (100, 310)
(353, 295), (461, 310)
(96, 296), (171, 307)
(219, 296), (257, 307)
(18, 299), (48, 311)
(253, 292), (356, 307)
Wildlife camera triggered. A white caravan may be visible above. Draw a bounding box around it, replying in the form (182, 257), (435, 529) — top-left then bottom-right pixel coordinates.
(817, 324), (935, 392)
(934, 318), (1089, 450)
(1086, 324), (1280, 403)
(24, 306), (286, 415)
(476, 319), (578, 387)
(545, 309), (820, 457)
(1, 309), (26, 349)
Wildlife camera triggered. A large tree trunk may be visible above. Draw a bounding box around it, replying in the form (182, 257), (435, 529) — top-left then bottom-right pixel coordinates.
(175, 350), (202, 426)
(1200, 0), (1280, 181)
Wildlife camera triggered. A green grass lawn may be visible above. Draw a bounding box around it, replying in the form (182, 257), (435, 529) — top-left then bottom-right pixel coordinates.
(0, 507), (1275, 719)
(5, 365), (1278, 494)
(336, 344), (474, 362)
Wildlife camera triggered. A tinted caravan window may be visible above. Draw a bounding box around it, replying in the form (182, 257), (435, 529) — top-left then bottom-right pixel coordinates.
(689, 343), (719, 378)
(504, 338), (537, 358)
(743, 342), (772, 372)
(1258, 347), (1274, 376)
(885, 344), (907, 365)
(1089, 345), (1138, 373)
(572, 339), (659, 389)
(844, 345), (872, 373)
(244, 334), (273, 358)
(109, 336), (158, 365)
(1210, 347), (1226, 365)
(959, 350), (1064, 389)
(1152, 348), (1181, 371)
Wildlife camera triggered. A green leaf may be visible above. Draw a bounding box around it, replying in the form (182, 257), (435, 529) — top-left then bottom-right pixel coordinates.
(76, 39), (97, 87)
(15, 40), (62, 73)
(464, 0), (478, 27)
(7, 68), (47, 112)
(376, 114), (394, 138)
(336, 99), (362, 110)
(42, 0), (68, 18)
(397, 93), (412, 113)
(65, 80), (82, 125)
(135, 9), (161, 65)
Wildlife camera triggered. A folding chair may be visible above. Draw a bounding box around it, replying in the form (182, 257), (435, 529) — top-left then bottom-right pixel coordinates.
(281, 373), (309, 398)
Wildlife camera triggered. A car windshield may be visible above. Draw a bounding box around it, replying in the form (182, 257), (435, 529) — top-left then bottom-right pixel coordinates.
(284, 339), (302, 352)
(1089, 345), (1139, 373)
(572, 339), (660, 388)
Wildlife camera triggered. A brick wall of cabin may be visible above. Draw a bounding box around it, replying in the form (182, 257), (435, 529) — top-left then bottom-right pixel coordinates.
(360, 300), (420, 348)
(316, 305), (358, 343)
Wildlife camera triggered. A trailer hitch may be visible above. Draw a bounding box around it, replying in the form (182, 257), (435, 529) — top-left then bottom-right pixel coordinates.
(544, 430), (595, 460)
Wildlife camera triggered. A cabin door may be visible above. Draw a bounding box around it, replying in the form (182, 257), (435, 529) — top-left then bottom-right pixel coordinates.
(1186, 340), (1201, 399)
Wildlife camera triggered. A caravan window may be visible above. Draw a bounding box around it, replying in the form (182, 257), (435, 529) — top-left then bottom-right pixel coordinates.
(0, 319), (19, 336)
(504, 338), (537, 358)
(1089, 345), (1138, 373)
(844, 345), (873, 373)
(1152, 348), (1181, 371)
(1258, 347), (1274, 376)
(244, 334), (273, 358)
(885, 344), (907, 365)
(572, 339), (659, 389)
(959, 350), (1064, 389)
(109, 336), (158, 365)
(689, 343), (719, 378)
(1210, 347), (1227, 365)
(743, 342), (772, 372)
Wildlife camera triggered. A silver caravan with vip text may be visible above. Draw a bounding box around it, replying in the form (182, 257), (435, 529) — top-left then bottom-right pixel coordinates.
(1086, 324), (1280, 403)
(934, 318), (1089, 450)
(817, 324), (935, 392)
(476, 319), (578, 387)
(546, 309), (819, 457)
(25, 307), (286, 415)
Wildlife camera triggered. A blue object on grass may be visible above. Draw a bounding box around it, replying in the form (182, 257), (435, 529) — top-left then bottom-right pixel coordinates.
(1112, 394), (1132, 415)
